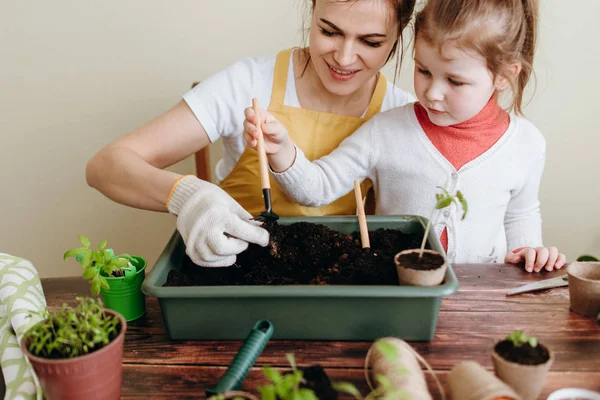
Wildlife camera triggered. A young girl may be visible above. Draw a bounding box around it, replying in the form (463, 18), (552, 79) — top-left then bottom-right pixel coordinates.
(245, 0), (566, 272)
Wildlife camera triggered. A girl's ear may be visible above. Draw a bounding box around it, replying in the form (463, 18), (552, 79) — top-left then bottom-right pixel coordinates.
(495, 61), (522, 91)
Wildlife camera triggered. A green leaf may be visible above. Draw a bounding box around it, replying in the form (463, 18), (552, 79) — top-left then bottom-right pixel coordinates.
(457, 190), (468, 220)
(98, 240), (107, 249)
(375, 340), (398, 361)
(100, 277), (110, 291)
(297, 388), (318, 400)
(82, 268), (97, 279)
(91, 279), (101, 296)
(286, 353), (297, 370)
(435, 197), (453, 209)
(63, 248), (82, 261)
(257, 385), (276, 400)
(78, 236), (91, 248)
(113, 258), (130, 268)
(81, 252), (92, 269)
(577, 255), (599, 262)
(332, 382), (362, 399)
(528, 337), (538, 348)
(103, 250), (113, 264)
(263, 367), (282, 384)
(375, 375), (392, 391)
(92, 251), (104, 266)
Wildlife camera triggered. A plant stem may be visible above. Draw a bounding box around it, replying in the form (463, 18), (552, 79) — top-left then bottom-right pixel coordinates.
(418, 210), (435, 259)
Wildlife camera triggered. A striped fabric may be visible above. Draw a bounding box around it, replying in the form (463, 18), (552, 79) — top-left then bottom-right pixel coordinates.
(0, 253), (46, 400)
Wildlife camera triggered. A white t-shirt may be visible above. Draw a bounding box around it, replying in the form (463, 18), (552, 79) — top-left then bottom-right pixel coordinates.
(183, 50), (414, 183)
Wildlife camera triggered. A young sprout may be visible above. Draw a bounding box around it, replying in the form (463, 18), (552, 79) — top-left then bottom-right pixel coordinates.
(419, 187), (468, 259)
(24, 297), (121, 359)
(506, 330), (538, 348)
(257, 354), (318, 400)
(63, 236), (133, 295)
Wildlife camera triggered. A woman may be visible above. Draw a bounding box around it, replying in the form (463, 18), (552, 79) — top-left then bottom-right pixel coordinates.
(86, 0), (416, 267)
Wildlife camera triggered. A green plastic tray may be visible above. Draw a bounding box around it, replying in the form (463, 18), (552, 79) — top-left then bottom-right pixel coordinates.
(142, 215), (458, 341)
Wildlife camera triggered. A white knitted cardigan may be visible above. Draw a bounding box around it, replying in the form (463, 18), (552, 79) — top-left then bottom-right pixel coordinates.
(273, 104), (545, 264)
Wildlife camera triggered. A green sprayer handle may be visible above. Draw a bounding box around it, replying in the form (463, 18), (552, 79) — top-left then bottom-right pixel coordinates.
(206, 320), (274, 397)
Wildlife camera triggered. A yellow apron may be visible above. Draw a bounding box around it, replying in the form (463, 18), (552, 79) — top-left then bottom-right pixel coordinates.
(219, 48), (387, 216)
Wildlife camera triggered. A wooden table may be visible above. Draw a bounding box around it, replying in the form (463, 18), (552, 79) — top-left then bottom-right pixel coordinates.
(41, 264), (599, 399)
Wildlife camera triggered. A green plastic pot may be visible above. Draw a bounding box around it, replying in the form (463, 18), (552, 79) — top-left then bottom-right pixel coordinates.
(100, 255), (147, 322)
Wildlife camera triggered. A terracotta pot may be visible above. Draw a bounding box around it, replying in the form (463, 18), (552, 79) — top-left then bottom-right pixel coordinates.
(567, 262), (600, 317)
(394, 249), (447, 286)
(448, 361), (521, 400)
(22, 309), (127, 400)
(492, 343), (553, 400)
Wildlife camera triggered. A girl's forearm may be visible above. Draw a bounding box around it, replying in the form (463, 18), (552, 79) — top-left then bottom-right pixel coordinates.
(86, 146), (181, 212)
(268, 139), (297, 173)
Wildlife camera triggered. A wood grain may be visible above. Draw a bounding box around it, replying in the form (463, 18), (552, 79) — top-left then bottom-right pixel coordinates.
(40, 264), (600, 399)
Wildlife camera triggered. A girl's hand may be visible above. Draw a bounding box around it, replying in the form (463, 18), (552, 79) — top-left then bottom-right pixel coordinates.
(243, 106), (290, 155)
(243, 106), (297, 172)
(505, 247), (567, 273)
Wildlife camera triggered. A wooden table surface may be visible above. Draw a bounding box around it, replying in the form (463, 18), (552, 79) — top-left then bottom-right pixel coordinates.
(41, 264), (600, 399)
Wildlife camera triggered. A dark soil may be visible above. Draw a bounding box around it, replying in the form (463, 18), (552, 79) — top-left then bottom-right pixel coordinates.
(164, 220), (424, 286)
(297, 365), (337, 400)
(395, 250), (445, 271)
(494, 340), (551, 365)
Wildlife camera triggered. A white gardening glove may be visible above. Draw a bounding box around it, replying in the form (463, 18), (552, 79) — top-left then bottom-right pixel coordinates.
(167, 175), (269, 267)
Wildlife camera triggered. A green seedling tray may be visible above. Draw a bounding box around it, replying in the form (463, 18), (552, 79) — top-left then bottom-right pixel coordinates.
(142, 215), (458, 341)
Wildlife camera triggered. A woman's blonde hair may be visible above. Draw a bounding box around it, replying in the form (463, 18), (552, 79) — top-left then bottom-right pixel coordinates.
(415, 0), (538, 114)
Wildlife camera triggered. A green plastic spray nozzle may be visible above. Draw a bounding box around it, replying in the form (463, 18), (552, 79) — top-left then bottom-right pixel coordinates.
(206, 320), (274, 397)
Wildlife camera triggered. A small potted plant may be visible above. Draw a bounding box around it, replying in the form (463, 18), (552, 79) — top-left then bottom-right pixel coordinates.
(394, 187), (467, 286)
(21, 297), (127, 400)
(491, 330), (553, 400)
(64, 236), (147, 321)
(567, 258), (600, 317)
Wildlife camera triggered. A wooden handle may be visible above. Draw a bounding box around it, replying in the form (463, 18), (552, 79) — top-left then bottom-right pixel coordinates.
(252, 98), (270, 190)
(354, 180), (370, 248)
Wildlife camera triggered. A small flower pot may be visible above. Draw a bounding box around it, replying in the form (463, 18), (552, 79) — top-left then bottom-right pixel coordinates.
(448, 361), (521, 400)
(22, 309), (127, 400)
(492, 339), (553, 400)
(101, 255), (147, 321)
(394, 249), (447, 286)
(567, 261), (600, 317)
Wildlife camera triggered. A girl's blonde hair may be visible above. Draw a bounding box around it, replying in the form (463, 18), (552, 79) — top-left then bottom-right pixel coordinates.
(415, 0), (538, 114)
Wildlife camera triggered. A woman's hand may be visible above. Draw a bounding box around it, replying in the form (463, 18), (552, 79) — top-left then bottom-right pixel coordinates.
(243, 106), (297, 172)
(505, 246), (567, 272)
(168, 176), (269, 267)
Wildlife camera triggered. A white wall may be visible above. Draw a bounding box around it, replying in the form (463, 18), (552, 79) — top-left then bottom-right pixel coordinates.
(1, 0), (598, 278)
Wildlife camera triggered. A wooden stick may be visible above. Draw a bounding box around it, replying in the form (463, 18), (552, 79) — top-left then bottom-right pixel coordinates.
(252, 98), (270, 190)
(354, 180), (370, 249)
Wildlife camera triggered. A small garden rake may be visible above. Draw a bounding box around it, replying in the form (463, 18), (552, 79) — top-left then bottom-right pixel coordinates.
(252, 98), (279, 222)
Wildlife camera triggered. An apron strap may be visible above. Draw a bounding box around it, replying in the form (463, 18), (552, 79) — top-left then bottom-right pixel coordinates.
(269, 48), (293, 107)
(363, 73), (387, 120)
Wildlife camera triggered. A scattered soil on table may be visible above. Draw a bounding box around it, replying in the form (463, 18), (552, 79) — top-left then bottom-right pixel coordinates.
(164, 220), (424, 286)
(494, 340), (550, 365)
(395, 250), (445, 271)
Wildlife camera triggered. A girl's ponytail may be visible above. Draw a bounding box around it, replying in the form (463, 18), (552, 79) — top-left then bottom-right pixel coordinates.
(515, 0), (539, 114)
